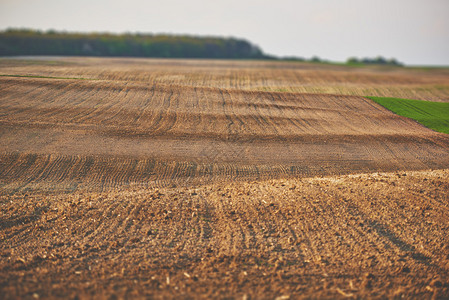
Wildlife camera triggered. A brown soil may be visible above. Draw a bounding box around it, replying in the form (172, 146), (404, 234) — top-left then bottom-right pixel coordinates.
(1, 75), (448, 189)
(1, 57), (449, 299)
(1, 170), (448, 299)
(2, 57), (449, 102)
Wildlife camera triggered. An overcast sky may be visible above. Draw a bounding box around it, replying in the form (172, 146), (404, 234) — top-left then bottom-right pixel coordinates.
(1, 0), (448, 65)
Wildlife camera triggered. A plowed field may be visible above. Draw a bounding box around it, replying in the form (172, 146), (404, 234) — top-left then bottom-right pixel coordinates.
(1, 57), (449, 299)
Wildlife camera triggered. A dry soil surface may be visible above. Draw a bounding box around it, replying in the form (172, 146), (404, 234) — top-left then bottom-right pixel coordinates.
(1, 60), (449, 189)
(1, 170), (449, 299)
(1, 58), (449, 299)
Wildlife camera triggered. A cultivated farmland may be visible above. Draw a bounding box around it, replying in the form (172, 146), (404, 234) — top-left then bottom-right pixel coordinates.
(1, 57), (449, 299)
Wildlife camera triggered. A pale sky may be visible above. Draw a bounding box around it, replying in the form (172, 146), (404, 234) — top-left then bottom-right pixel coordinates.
(1, 0), (448, 65)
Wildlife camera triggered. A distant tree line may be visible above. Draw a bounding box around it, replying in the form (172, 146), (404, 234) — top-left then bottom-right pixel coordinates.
(0, 29), (404, 65)
(346, 56), (403, 66)
(281, 55), (403, 66)
(0, 29), (267, 59)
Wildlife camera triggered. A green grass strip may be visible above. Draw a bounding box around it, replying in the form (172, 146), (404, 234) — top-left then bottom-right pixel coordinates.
(0, 74), (94, 80)
(367, 96), (449, 134)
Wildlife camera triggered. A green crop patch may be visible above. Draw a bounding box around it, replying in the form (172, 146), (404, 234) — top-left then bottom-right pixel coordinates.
(368, 96), (449, 134)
